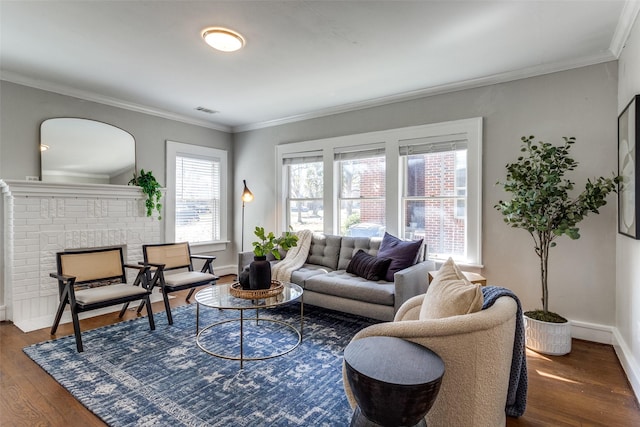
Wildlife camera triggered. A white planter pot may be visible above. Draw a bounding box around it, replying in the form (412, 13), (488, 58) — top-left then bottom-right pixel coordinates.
(523, 315), (571, 355)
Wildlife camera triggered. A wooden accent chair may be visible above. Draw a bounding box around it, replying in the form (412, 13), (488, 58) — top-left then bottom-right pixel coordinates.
(50, 247), (155, 352)
(140, 242), (218, 325)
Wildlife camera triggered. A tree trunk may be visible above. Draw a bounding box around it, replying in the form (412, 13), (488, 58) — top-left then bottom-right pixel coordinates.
(539, 233), (550, 313)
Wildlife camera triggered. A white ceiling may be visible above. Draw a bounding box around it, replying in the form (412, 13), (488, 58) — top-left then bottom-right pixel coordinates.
(1, 1), (638, 133)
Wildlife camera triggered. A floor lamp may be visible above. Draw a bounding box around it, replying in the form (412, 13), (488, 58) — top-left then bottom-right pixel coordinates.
(241, 180), (254, 252)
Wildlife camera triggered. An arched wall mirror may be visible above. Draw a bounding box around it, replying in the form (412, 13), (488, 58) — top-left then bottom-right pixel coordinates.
(40, 118), (136, 184)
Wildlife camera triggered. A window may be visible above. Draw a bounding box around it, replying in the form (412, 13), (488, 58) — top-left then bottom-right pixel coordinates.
(283, 152), (324, 233)
(400, 131), (476, 263)
(166, 141), (228, 251)
(276, 117), (482, 265)
(335, 145), (386, 237)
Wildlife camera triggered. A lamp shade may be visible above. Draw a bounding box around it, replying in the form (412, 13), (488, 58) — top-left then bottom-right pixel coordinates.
(242, 180), (254, 203)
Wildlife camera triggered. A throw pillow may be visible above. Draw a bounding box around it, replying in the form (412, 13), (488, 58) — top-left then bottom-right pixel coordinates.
(377, 232), (423, 281)
(346, 250), (392, 281)
(419, 257), (483, 319)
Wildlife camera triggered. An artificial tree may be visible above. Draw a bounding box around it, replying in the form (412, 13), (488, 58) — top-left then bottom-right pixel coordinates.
(495, 136), (618, 323)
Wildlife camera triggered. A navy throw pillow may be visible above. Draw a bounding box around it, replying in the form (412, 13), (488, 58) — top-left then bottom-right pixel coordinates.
(346, 250), (392, 281)
(377, 232), (423, 281)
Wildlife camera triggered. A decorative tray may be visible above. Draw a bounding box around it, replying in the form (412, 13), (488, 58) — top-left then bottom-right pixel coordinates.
(229, 280), (284, 299)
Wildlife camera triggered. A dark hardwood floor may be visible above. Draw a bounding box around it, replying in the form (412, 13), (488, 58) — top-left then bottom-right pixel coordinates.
(1, 275), (639, 426)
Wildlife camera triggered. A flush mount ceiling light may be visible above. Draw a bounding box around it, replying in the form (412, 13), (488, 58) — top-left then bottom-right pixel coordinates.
(202, 27), (245, 52)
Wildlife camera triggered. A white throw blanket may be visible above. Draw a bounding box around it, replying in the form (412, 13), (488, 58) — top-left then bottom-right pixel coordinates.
(272, 229), (313, 283)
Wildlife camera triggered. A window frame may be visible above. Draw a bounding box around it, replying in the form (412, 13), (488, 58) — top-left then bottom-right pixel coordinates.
(335, 146), (387, 236)
(283, 153), (325, 233)
(166, 141), (228, 253)
(275, 117), (482, 266)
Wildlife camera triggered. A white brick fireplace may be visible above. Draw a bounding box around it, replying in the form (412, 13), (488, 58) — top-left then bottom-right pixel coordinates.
(0, 180), (162, 332)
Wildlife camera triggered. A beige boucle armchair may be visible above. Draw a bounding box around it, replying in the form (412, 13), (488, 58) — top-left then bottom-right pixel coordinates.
(342, 293), (518, 427)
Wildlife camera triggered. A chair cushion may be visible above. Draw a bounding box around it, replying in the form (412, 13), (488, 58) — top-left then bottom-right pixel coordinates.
(377, 232), (423, 281)
(75, 284), (148, 305)
(164, 271), (217, 287)
(419, 257), (483, 319)
(346, 250), (391, 281)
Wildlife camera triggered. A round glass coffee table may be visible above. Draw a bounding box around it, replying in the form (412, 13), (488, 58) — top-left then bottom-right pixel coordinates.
(194, 281), (303, 368)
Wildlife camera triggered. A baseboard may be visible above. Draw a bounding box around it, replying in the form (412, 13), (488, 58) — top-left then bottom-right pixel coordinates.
(215, 264), (238, 278)
(613, 328), (640, 404)
(570, 320), (614, 344)
(0, 304), (6, 321)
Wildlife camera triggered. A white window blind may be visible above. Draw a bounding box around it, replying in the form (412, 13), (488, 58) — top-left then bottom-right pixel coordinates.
(334, 143), (386, 161)
(282, 150), (323, 165)
(398, 133), (468, 155)
(175, 155), (221, 243)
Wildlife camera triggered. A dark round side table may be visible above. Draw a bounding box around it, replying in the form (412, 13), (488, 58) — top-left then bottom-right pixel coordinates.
(344, 336), (445, 427)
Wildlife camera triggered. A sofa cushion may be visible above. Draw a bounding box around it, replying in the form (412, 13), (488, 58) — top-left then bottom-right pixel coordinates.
(338, 236), (382, 270)
(307, 234), (342, 270)
(377, 232), (423, 281)
(305, 271), (395, 306)
(289, 264), (331, 287)
(346, 250), (392, 281)
(419, 258), (483, 319)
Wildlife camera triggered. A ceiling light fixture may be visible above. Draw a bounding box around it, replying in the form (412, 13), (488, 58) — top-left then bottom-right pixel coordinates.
(202, 27), (245, 52)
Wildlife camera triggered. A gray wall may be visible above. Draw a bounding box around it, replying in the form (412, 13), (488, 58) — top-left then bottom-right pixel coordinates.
(234, 62), (619, 327)
(617, 14), (640, 397)
(0, 80), (236, 267)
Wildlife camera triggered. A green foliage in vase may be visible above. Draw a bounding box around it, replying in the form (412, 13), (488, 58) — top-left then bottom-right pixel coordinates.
(252, 226), (298, 259)
(128, 169), (162, 220)
(495, 136), (619, 322)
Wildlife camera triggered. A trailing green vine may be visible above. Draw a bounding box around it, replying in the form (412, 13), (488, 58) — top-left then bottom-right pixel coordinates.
(128, 169), (162, 220)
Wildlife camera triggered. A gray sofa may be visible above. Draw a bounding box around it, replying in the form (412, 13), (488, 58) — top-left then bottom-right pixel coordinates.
(238, 233), (435, 321)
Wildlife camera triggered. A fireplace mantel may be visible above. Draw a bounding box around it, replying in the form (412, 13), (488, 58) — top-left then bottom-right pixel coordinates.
(0, 179), (149, 199)
(1, 179), (163, 331)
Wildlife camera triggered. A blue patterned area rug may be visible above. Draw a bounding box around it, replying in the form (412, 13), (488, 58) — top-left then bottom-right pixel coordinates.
(24, 303), (378, 426)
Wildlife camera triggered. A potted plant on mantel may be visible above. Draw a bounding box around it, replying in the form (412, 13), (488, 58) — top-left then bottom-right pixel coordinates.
(247, 226), (298, 290)
(128, 169), (162, 220)
(495, 135), (618, 355)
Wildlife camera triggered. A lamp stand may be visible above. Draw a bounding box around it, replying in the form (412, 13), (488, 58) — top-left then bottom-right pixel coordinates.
(241, 200), (246, 252)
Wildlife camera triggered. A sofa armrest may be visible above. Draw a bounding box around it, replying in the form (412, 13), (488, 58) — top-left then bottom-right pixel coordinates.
(393, 259), (435, 313)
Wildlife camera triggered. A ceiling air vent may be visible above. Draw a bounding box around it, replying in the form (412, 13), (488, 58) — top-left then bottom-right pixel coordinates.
(195, 106), (219, 114)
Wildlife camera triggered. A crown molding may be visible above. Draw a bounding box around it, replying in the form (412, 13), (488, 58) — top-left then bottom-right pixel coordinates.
(610, 0), (640, 58)
(232, 51), (617, 133)
(1, 48), (618, 136)
(0, 71), (231, 133)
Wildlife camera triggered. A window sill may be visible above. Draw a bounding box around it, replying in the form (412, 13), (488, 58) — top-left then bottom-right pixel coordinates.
(189, 241), (230, 254)
(427, 256), (484, 271)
